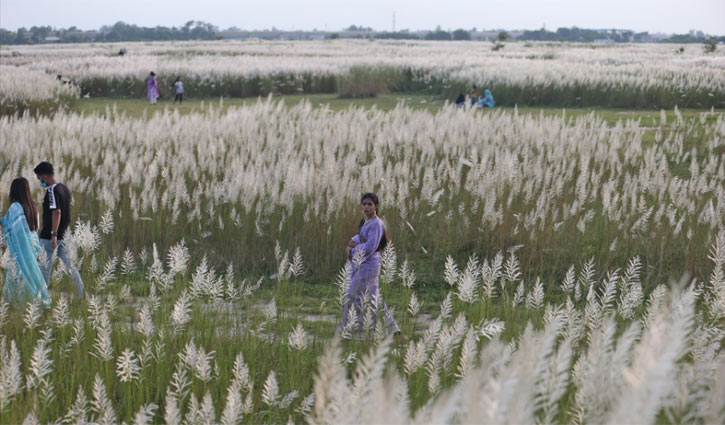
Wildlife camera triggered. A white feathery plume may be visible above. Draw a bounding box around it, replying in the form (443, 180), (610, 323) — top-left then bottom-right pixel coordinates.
(439, 293), (453, 322)
(279, 390), (299, 408)
(503, 252), (522, 285)
(116, 348), (141, 383)
(199, 392), (217, 424)
(166, 240), (190, 277)
(91, 374), (116, 425)
(0, 300), (7, 328)
(335, 263), (351, 309)
(164, 389), (182, 425)
(482, 251), (503, 300)
(606, 283), (696, 425)
(263, 298), (278, 322)
(456, 327), (477, 379)
(171, 291), (192, 333)
(443, 255), (459, 287)
(644, 284), (667, 327)
(91, 311), (113, 361)
(288, 323), (310, 350)
(50, 295), (70, 328)
(0, 337), (24, 408)
(23, 298), (42, 330)
(295, 392), (315, 416)
(220, 381), (243, 425)
(65, 318), (85, 354)
(169, 362), (192, 404)
(99, 210), (114, 234)
(120, 248), (136, 275)
(479, 318), (505, 340)
(560, 265), (576, 293)
(456, 257), (478, 303)
(64, 385), (89, 425)
(512, 281), (525, 307)
(130, 403), (158, 425)
(407, 292), (421, 317)
(26, 336), (53, 390)
(146, 243), (165, 283)
(135, 304), (155, 338)
(527, 277), (544, 309)
(95, 256), (118, 292)
(309, 338), (350, 424)
(380, 242), (397, 285)
(22, 411), (40, 425)
(289, 247), (304, 277)
(399, 259), (416, 289)
(262, 370), (280, 407)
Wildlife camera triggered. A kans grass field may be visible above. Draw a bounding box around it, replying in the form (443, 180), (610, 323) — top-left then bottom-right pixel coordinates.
(0, 39), (724, 424)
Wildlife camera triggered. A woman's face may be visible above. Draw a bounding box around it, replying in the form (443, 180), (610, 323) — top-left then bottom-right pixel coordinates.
(361, 199), (376, 218)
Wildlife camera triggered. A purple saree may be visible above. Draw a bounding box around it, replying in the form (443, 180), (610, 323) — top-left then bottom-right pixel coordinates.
(337, 216), (399, 338)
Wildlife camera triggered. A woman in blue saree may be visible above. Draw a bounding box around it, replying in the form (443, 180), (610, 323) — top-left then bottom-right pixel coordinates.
(338, 193), (399, 338)
(0, 178), (50, 309)
(477, 89), (495, 108)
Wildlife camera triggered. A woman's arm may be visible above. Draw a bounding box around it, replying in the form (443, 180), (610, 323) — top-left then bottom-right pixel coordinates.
(348, 234), (361, 248)
(351, 221), (383, 257)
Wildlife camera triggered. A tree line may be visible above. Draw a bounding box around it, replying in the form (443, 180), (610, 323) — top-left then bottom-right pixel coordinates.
(0, 21), (219, 45)
(1, 22), (723, 45)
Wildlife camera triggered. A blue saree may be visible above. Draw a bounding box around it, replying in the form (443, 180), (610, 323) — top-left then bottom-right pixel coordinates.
(1, 202), (50, 309)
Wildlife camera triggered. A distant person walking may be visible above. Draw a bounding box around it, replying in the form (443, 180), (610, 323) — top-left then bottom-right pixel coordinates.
(0, 178), (51, 309)
(173, 76), (184, 104)
(33, 162), (85, 299)
(147, 72), (159, 105)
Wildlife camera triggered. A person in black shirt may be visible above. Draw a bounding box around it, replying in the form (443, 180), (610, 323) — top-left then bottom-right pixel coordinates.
(33, 162), (85, 299)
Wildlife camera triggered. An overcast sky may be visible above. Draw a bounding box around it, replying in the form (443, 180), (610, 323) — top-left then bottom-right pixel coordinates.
(1, 0), (723, 34)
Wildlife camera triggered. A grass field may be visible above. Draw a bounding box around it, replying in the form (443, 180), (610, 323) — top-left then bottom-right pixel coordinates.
(1, 87), (724, 423)
(76, 93), (720, 123)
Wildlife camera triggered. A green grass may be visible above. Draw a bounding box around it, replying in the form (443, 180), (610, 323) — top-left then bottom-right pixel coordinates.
(75, 94), (718, 125)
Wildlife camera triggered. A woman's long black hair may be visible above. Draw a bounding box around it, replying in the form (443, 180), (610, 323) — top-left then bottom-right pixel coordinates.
(9, 177), (38, 231)
(359, 192), (389, 252)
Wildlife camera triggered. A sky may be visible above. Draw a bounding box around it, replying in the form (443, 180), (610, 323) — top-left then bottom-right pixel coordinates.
(1, 0), (724, 35)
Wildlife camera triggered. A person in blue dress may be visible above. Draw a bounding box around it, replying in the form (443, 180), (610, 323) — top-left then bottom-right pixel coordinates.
(0, 178), (51, 309)
(477, 89), (495, 108)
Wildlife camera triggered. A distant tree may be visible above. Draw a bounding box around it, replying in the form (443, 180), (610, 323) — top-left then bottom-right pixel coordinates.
(345, 25), (373, 32)
(497, 31), (509, 42)
(452, 29), (471, 40)
(14, 27), (28, 44)
(633, 31), (649, 42)
(328, 33), (340, 39)
(375, 32), (420, 40)
(703, 40), (717, 53)
(0, 28), (16, 45)
(426, 26), (452, 40)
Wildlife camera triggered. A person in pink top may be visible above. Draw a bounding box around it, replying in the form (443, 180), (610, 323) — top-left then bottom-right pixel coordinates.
(147, 72), (159, 105)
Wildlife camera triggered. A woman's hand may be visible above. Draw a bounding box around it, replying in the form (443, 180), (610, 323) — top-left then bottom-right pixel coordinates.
(347, 240), (358, 248)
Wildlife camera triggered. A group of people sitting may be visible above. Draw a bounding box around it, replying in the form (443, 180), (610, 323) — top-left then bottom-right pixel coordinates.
(455, 86), (495, 108)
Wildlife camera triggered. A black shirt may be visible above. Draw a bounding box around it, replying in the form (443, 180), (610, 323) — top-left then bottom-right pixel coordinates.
(40, 183), (71, 240)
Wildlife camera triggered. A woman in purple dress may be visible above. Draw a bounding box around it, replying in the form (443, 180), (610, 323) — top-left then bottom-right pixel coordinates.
(338, 193), (400, 338)
(147, 72), (159, 105)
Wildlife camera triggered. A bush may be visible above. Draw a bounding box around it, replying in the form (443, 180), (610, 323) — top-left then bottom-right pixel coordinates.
(337, 66), (404, 98)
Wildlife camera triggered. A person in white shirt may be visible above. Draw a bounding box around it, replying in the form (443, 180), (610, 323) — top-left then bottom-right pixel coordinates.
(173, 76), (184, 104)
